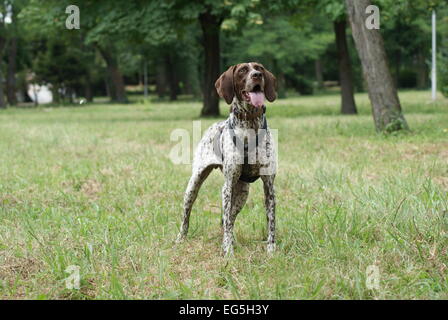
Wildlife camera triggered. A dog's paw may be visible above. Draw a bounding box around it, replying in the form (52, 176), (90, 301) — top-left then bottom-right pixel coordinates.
(175, 233), (186, 244)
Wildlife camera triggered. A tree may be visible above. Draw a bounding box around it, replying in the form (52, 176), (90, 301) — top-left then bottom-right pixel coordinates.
(334, 18), (357, 114)
(0, 1), (12, 108)
(21, 0), (133, 103)
(316, 0), (358, 114)
(345, 0), (408, 132)
(171, 0), (270, 116)
(32, 37), (89, 103)
(95, 44), (127, 103)
(199, 9), (222, 116)
(6, 0), (19, 106)
(376, 0), (446, 90)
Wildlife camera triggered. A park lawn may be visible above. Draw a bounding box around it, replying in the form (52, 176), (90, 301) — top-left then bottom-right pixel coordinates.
(0, 90), (447, 299)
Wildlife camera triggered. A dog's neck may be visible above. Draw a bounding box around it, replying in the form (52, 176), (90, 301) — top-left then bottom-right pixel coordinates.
(230, 98), (265, 129)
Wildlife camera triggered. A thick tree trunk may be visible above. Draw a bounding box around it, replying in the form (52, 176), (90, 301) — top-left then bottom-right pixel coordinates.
(104, 76), (113, 100)
(108, 64), (127, 103)
(6, 36), (17, 106)
(345, 0), (408, 132)
(314, 58), (324, 90)
(334, 19), (358, 114)
(199, 11), (221, 116)
(97, 45), (127, 103)
(155, 59), (167, 99)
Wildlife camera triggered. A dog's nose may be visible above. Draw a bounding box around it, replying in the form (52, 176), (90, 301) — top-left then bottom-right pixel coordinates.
(251, 71), (262, 80)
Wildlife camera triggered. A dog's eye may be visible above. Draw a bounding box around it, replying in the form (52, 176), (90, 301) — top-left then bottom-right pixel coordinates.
(239, 67), (248, 73)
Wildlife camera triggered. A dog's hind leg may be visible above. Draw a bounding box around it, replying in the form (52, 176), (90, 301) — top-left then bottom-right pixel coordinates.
(176, 165), (214, 243)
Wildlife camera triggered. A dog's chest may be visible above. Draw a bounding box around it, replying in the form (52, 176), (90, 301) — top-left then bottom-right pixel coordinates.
(228, 116), (269, 177)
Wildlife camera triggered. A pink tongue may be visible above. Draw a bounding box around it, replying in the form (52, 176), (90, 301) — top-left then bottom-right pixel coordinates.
(248, 92), (265, 107)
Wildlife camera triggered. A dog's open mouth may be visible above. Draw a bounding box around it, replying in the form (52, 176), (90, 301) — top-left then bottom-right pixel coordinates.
(242, 85), (265, 108)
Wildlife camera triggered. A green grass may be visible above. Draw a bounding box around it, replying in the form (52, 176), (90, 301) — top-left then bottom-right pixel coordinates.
(0, 90), (447, 299)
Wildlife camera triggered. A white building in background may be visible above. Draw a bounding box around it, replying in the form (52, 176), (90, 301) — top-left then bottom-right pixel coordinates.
(27, 84), (53, 104)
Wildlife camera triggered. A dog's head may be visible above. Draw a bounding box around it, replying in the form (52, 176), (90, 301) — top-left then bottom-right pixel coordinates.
(215, 62), (277, 107)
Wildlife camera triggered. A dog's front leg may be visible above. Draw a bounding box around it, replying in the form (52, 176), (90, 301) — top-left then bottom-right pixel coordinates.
(261, 175), (276, 254)
(221, 166), (242, 256)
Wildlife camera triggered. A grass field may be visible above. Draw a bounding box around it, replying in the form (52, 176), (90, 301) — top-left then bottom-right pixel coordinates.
(0, 90), (447, 299)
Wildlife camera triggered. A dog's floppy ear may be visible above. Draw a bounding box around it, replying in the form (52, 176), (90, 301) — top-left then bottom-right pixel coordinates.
(215, 65), (236, 104)
(264, 68), (277, 102)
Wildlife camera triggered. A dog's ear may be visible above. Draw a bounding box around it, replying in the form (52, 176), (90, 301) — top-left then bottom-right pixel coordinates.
(264, 68), (277, 102)
(215, 65), (236, 104)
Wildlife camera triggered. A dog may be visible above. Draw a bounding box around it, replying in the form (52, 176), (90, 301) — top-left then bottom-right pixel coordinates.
(176, 62), (277, 255)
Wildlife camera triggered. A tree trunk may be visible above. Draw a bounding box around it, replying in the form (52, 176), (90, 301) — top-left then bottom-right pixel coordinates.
(314, 58), (324, 90)
(52, 84), (61, 104)
(334, 19), (358, 114)
(166, 53), (178, 101)
(6, 36), (17, 106)
(0, 68), (5, 109)
(104, 76), (113, 100)
(199, 11), (221, 116)
(345, 0), (408, 132)
(67, 87), (74, 104)
(97, 45), (127, 103)
(155, 59), (167, 99)
(273, 59), (286, 98)
(0, 34), (6, 109)
(84, 75), (93, 102)
(143, 59), (148, 99)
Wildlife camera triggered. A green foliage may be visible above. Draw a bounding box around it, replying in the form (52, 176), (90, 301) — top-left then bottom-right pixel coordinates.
(32, 39), (86, 86)
(224, 16), (333, 95)
(10, 0), (448, 102)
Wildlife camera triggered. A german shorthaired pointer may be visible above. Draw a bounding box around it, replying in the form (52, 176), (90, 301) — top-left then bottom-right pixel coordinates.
(176, 62), (277, 255)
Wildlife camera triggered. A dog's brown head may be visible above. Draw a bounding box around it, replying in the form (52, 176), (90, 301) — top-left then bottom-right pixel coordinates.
(215, 62), (277, 107)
